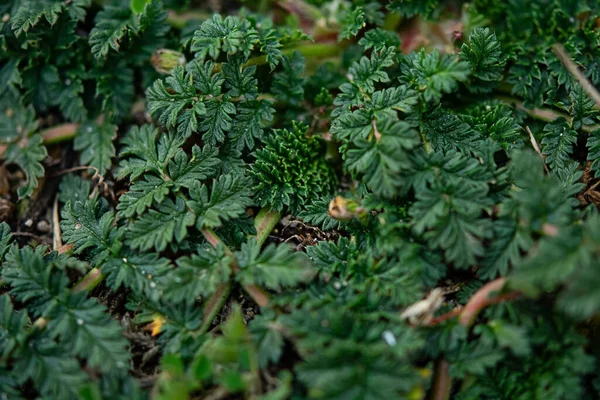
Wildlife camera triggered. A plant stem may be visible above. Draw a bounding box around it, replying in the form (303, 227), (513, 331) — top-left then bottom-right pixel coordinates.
(552, 43), (600, 110)
(254, 208), (282, 247)
(198, 282), (233, 333)
(430, 359), (452, 400)
(427, 278), (521, 400)
(167, 10), (210, 29)
(499, 96), (599, 133)
(40, 123), (80, 144)
(72, 268), (105, 293)
(213, 43), (342, 73)
(0, 123), (79, 158)
(200, 227), (272, 308)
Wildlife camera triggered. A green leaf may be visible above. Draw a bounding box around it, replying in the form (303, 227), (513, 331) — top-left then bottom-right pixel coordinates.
(61, 199), (123, 266)
(570, 84), (598, 131)
(199, 98), (236, 145)
(11, 0), (63, 37)
(14, 336), (89, 399)
(587, 128), (600, 177)
(250, 311), (284, 369)
(459, 27), (505, 82)
(0, 223), (12, 260)
(422, 107), (483, 154)
(298, 197), (346, 231)
(339, 7), (366, 40)
(236, 239), (314, 290)
(166, 245), (232, 303)
(169, 145), (221, 189)
(89, 5), (134, 59)
(345, 118), (420, 198)
(126, 197), (196, 252)
(117, 175), (172, 218)
(130, 0), (150, 14)
(271, 52), (305, 107)
(146, 65), (208, 138)
(74, 121), (117, 176)
(118, 124), (185, 181)
(58, 174), (92, 205)
(103, 253), (171, 296)
(188, 173), (253, 229)
(0, 294), (29, 358)
(4, 134), (47, 199)
(541, 117), (578, 171)
(191, 15), (259, 60)
(479, 218), (532, 279)
(358, 28), (401, 52)
(348, 47), (395, 93)
(400, 49), (470, 102)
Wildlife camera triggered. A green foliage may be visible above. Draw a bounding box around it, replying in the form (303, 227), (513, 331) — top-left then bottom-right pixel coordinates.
(459, 27), (506, 90)
(4, 1), (600, 399)
(4, 133), (46, 199)
(251, 122), (337, 215)
(74, 121), (117, 176)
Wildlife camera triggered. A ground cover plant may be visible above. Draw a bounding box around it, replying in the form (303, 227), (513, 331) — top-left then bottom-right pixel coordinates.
(2, 0), (600, 398)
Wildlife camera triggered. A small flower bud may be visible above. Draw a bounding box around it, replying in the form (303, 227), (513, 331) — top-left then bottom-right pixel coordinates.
(328, 196), (364, 221)
(151, 49), (186, 74)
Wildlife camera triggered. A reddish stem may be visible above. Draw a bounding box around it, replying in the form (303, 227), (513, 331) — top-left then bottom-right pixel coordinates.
(427, 278), (521, 400)
(430, 359), (452, 400)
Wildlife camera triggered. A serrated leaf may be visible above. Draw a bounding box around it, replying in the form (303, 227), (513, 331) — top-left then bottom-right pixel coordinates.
(74, 121), (117, 176)
(191, 14), (259, 60)
(339, 7), (366, 40)
(188, 174), (253, 229)
(61, 199), (123, 266)
(89, 6), (135, 59)
(541, 117), (577, 171)
(126, 197), (195, 252)
(146, 66), (207, 138)
(4, 134), (47, 199)
(168, 145), (221, 189)
(236, 239), (314, 290)
(165, 245), (232, 303)
(58, 174), (92, 205)
(11, 0), (62, 37)
(459, 27), (505, 82)
(118, 124), (185, 181)
(117, 175), (172, 218)
(298, 197), (345, 231)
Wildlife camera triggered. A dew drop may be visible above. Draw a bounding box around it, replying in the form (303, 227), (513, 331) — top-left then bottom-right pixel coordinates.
(150, 282), (157, 288)
(122, 257), (128, 263)
(333, 281), (341, 290)
(76, 318), (84, 326)
(382, 330), (396, 346)
(86, 126), (92, 133)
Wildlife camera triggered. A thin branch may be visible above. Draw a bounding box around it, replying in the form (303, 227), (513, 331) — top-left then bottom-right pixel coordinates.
(254, 208), (282, 247)
(498, 96), (599, 133)
(430, 359), (452, 400)
(72, 268), (104, 293)
(200, 227), (272, 309)
(426, 278), (521, 400)
(552, 43), (600, 110)
(52, 196), (62, 251)
(525, 126), (550, 174)
(198, 282), (232, 333)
